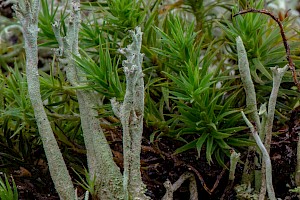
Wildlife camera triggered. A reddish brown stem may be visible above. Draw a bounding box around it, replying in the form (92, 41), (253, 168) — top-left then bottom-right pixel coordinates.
(234, 8), (300, 91)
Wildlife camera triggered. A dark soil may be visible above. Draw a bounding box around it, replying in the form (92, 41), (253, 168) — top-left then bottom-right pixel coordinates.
(1, 113), (298, 200)
(0, 1), (13, 18)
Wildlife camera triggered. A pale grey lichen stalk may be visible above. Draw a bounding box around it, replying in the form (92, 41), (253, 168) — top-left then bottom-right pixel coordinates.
(259, 65), (288, 199)
(111, 27), (148, 200)
(264, 65), (288, 153)
(236, 36), (261, 190)
(237, 36), (288, 200)
(241, 112), (276, 200)
(229, 150), (240, 181)
(14, 0), (75, 199)
(52, 0), (123, 199)
(236, 36), (261, 131)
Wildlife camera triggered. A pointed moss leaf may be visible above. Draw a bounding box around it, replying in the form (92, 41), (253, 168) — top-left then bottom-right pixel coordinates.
(227, 138), (255, 147)
(175, 139), (198, 154)
(221, 126), (248, 133)
(216, 109), (241, 121)
(196, 133), (209, 157)
(211, 131), (232, 139)
(149, 130), (160, 143)
(199, 73), (214, 88)
(193, 87), (210, 97)
(216, 139), (231, 149)
(206, 136), (214, 164)
(208, 123), (217, 131)
(168, 91), (190, 100)
(215, 148), (227, 168)
(163, 72), (183, 86)
(252, 58), (272, 80)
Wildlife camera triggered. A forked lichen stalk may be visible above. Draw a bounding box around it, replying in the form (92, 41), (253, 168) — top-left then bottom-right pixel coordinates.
(111, 27), (149, 200)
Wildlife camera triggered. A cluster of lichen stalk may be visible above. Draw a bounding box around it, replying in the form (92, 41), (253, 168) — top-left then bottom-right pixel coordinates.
(14, 0), (200, 199)
(13, 0), (300, 199)
(15, 0), (147, 199)
(235, 36), (288, 200)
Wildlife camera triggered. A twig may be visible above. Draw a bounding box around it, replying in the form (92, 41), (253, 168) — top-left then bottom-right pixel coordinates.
(148, 140), (228, 195)
(234, 8), (300, 91)
(142, 143), (228, 195)
(186, 164), (212, 195)
(211, 166), (228, 193)
(162, 172), (198, 200)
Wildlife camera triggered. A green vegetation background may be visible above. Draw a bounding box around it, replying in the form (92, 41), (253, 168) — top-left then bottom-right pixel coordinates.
(0, 0), (299, 198)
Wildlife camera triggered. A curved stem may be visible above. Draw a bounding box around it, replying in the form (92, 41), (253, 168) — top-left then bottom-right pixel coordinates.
(242, 111), (276, 200)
